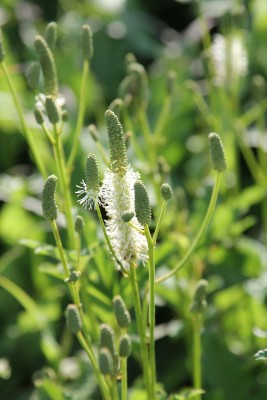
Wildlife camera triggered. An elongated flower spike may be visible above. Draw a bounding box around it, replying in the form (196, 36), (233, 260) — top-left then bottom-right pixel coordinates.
(45, 95), (60, 124)
(75, 215), (84, 234)
(119, 334), (132, 358)
(42, 175), (58, 221)
(0, 28), (5, 62)
(27, 62), (41, 90)
(44, 22), (58, 49)
(105, 110), (128, 176)
(208, 133), (227, 172)
(99, 324), (118, 373)
(112, 295), (131, 329)
(134, 180), (151, 226)
(66, 304), (82, 334)
(81, 24), (93, 60)
(76, 153), (100, 210)
(99, 348), (114, 375)
(34, 35), (58, 97)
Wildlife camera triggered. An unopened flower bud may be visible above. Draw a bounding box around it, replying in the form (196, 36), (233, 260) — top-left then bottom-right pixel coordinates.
(45, 22), (58, 49)
(85, 153), (99, 190)
(34, 35), (58, 97)
(34, 107), (44, 125)
(88, 124), (99, 142)
(45, 95), (59, 124)
(66, 304), (82, 334)
(134, 180), (151, 226)
(27, 62), (41, 90)
(119, 334), (132, 358)
(81, 24), (93, 60)
(160, 183), (173, 201)
(112, 295), (131, 328)
(75, 215), (84, 234)
(208, 133), (227, 172)
(121, 210), (134, 223)
(42, 175), (58, 221)
(99, 348), (113, 375)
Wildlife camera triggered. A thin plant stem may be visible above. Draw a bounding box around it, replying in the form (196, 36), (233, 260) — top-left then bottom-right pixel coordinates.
(77, 331), (111, 400)
(0, 62), (47, 177)
(111, 377), (119, 400)
(153, 96), (171, 141)
(153, 200), (167, 245)
(138, 109), (156, 165)
(53, 125), (76, 248)
(67, 60), (89, 169)
(129, 263), (151, 398)
(121, 357), (128, 400)
(51, 220), (70, 278)
(192, 315), (202, 400)
(95, 203), (128, 277)
(144, 225), (156, 399)
(156, 172), (222, 284)
(76, 233), (81, 271)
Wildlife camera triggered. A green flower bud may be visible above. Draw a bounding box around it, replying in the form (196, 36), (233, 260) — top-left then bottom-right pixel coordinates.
(121, 210), (134, 223)
(208, 133), (227, 172)
(34, 35), (58, 97)
(34, 107), (44, 125)
(108, 98), (123, 119)
(119, 334), (132, 358)
(66, 304), (82, 334)
(127, 62), (148, 107)
(112, 295), (131, 328)
(160, 183), (173, 201)
(65, 270), (80, 284)
(99, 348), (113, 375)
(0, 28), (5, 62)
(27, 62), (41, 90)
(88, 124), (99, 142)
(44, 22), (58, 49)
(105, 110), (128, 176)
(134, 180), (151, 226)
(45, 95), (59, 124)
(42, 175), (58, 221)
(85, 153), (99, 190)
(75, 215), (84, 234)
(190, 279), (208, 315)
(99, 324), (118, 372)
(81, 24), (93, 60)
(62, 110), (68, 122)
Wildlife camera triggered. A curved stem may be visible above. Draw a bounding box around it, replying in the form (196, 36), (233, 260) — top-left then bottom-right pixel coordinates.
(156, 172), (222, 284)
(1, 62), (47, 177)
(67, 60), (89, 169)
(153, 200), (167, 245)
(144, 225), (156, 399)
(129, 263), (151, 397)
(77, 331), (111, 399)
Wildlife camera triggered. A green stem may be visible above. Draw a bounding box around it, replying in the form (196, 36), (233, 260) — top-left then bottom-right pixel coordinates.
(193, 315), (202, 400)
(51, 220), (69, 278)
(96, 204), (128, 277)
(53, 126), (76, 248)
(67, 60), (89, 169)
(121, 357), (128, 400)
(1, 62), (47, 177)
(77, 331), (111, 400)
(144, 225), (156, 399)
(153, 96), (171, 141)
(156, 172), (222, 284)
(111, 377), (119, 400)
(153, 200), (167, 245)
(129, 263), (151, 398)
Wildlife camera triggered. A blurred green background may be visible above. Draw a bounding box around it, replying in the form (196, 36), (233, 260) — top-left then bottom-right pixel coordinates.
(1, 0), (267, 399)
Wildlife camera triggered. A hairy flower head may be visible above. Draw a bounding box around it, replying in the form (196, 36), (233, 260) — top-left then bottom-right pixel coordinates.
(210, 33), (248, 86)
(76, 153), (100, 210)
(100, 167), (148, 270)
